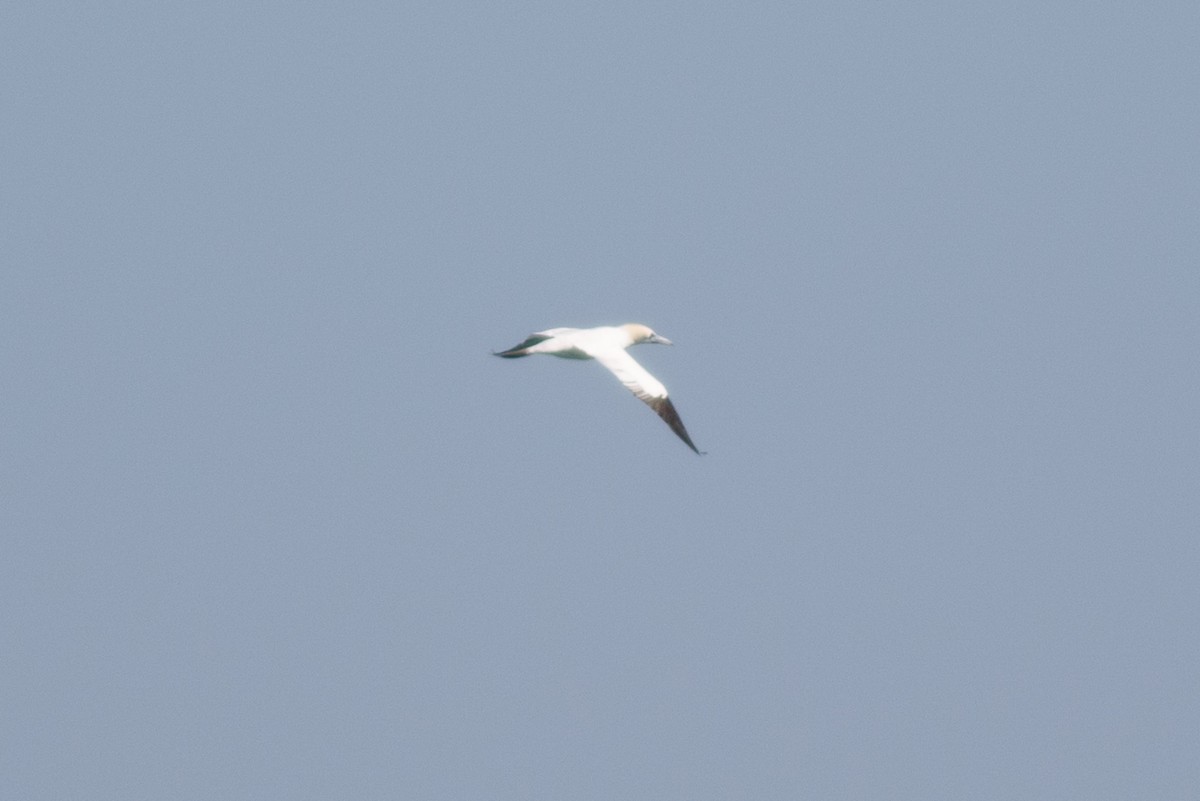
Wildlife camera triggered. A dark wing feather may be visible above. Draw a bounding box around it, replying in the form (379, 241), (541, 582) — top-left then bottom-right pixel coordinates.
(493, 333), (552, 358)
(647, 397), (703, 455)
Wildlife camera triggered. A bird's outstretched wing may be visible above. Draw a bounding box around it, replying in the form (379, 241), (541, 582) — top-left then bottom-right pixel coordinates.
(493, 333), (552, 358)
(588, 348), (702, 454)
(492, 328), (579, 358)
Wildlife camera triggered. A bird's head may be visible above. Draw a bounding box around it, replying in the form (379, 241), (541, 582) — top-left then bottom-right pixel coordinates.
(625, 323), (673, 346)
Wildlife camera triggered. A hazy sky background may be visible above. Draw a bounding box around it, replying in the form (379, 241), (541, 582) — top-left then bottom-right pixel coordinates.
(4, 3), (1198, 799)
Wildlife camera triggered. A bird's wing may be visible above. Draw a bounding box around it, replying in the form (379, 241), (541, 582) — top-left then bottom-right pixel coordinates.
(493, 333), (550, 357)
(588, 347), (667, 401)
(493, 328), (582, 358)
(588, 347), (702, 454)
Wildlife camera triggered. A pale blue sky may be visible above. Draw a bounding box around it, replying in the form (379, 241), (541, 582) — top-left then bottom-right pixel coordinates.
(3, 3), (1198, 799)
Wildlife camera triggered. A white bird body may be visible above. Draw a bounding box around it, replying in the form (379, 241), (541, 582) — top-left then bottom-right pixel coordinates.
(494, 324), (702, 454)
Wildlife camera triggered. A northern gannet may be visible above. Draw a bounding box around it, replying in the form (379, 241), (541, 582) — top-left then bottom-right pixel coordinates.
(494, 324), (703, 454)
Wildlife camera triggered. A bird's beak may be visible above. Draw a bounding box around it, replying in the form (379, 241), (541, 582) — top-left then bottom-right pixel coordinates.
(649, 334), (673, 345)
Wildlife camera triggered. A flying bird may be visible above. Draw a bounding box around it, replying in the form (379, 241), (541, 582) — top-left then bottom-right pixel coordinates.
(494, 324), (703, 454)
